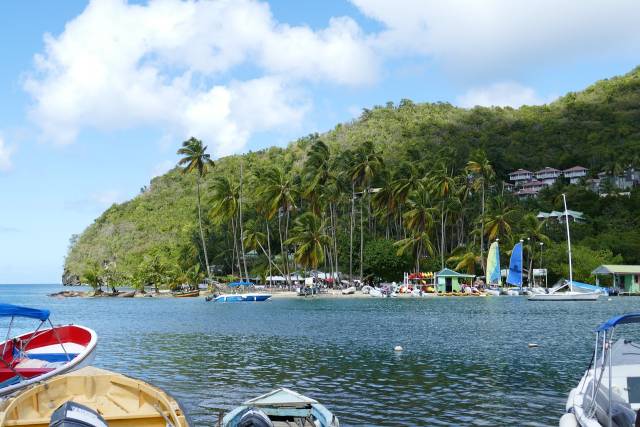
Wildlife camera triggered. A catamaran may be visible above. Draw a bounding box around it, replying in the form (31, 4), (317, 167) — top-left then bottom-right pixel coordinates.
(0, 303), (98, 396)
(485, 241), (501, 296)
(561, 313), (640, 426)
(528, 194), (600, 301)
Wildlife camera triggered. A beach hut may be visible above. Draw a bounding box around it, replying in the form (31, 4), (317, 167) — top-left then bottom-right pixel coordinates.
(592, 265), (640, 295)
(436, 268), (475, 293)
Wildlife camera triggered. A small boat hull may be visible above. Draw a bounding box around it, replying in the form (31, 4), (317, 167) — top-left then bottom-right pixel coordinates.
(0, 366), (189, 426)
(214, 293), (272, 302)
(341, 287), (356, 295)
(528, 292), (600, 301)
(173, 290), (200, 298)
(0, 325), (98, 397)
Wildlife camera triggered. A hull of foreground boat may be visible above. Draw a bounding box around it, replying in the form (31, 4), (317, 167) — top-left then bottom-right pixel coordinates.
(528, 292), (600, 301)
(214, 293), (272, 302)
(0, 366), (190, 426)
(0, 325), (97, 397)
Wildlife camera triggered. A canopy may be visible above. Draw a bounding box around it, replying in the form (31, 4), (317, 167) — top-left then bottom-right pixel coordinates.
(596, 313), (640, 332)
(506, 242), (523, 287)
(228, 281), (252, 287)
(0, 303), (50, 321)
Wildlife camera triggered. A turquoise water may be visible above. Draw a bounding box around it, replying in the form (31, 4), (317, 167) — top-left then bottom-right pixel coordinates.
(1, 284), (638, 426)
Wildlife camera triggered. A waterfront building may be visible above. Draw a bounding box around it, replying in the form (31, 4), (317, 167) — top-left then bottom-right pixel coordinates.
(436, 268), (475, 293)
(563, 166), (588, 184)
(592, 265), (640, 294)
(535, 167), (562, 185)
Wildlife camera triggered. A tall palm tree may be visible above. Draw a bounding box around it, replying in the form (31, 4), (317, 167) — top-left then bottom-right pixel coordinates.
(351, 141), (384, 280)
(467, 151), (495, 274)
(303, 139), (331, 215)
(484, 198), (516, 241)
(447, 246), (480, 275)
(286, 212), (330, 271)
(519, 213), (551, 284)
(256, 166), (296, 284)
(210, 176), (242, 278)
(427, 164), (458, 268)
(177, 137), (214, 281)
(394, 231), (435, 273)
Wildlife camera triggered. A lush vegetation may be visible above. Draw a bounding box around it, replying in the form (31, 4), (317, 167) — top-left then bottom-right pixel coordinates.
(63, 67), (640, 289)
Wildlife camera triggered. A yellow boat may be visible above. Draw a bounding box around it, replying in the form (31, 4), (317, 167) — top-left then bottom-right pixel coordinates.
(0, 366), (189, 426)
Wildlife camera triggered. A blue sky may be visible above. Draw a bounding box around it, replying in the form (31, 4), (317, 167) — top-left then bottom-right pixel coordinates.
(1, 0), (639, 284)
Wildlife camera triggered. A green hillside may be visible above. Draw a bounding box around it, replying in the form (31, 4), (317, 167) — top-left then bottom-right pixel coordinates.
(63, 67), (640, 288)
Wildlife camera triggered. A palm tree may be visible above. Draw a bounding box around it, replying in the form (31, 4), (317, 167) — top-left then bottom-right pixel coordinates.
(177, 137), (214, 281)
(394, 231), (435, 272)
(286, 212), (330, 271)
(82, 264), (102, 294)
(256, 166), (296, 285)
(427, 164), (458, 268)
(519, 213), (551, 284)
(210, 176), (242, 279)
(351, 141), (384, 281)
(303, 138), (331, 215)
(467, 151), (495, 274)
(484, 198), (516, 241)
(447, 246), (480, 275)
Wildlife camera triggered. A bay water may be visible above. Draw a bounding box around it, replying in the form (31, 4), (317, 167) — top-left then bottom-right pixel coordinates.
(2, 284), (637, 426)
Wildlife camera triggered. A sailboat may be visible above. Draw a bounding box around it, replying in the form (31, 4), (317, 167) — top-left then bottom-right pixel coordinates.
(528, 194), (600, 301)
(505, 242), (523, 295)
(485, 241), (501, 296)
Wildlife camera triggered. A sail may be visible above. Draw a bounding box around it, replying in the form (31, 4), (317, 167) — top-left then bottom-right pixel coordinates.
(486, 242), (501, 284)
(506, 242), (523, 287)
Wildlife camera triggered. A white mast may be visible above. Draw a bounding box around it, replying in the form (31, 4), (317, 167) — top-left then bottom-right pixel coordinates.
(562, 194), (574, 292)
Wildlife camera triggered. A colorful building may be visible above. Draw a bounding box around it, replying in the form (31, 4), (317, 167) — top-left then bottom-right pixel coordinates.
(436, 268), (475, 292)
(592, 265), (640, 294)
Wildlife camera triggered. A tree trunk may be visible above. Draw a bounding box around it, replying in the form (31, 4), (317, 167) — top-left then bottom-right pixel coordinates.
(349, 184), (355, 284)
(440, 200), (445, 269)
(196, 176), (211, 280)
(480, 183), (486, 275)
(360, 190), (364, 281)
(266, 220), (273, 287)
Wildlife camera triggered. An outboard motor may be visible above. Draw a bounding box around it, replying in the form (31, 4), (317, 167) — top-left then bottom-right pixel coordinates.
(49, 401), (108, 427)
(237, 407), (274, 427)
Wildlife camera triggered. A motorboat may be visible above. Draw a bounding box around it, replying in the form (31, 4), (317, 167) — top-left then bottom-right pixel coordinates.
(341, 286), (356, 295)
(561, 313), (640, 426)
(0, 303), (98, 396)
(222, 387), (339, 427)
(529, 195), (600, 302)
(213, 293), (272, 302)
(0, 366), (189, 426)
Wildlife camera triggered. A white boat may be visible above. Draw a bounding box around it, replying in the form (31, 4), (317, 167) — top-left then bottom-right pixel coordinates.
(505, 241), (524, 295)
(561, 313), (640, 426)
(341, 286), (356, 295)
(485, 241), (502, 296)
(361, 285), (372, 294)
(369, 288), (384, 298)
(223, 387), (339, 427)
(529, 194), (599, 302)
(484, 288), (501, 296)
(212, 293), (272, 302)
(0, 304), (98, 397)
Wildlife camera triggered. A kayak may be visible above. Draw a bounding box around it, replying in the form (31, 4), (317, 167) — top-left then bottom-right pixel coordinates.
(0, 366), (190, 426)
(0, 303), (97, 396)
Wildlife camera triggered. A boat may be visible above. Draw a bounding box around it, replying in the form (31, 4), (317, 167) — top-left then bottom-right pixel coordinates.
(0, 303), (98, 396)
(213, 293), (272, 302)
(505, 241), (524, 296)
(172, 290), (200, 298)
(529, 194), (600, 301)
(561, 313), (640, 427)
(222, 387), (339, 427)
(119, 290), (136, 298)
(341, 286), (356, 295)
(0, 366), (189, 426)
(361, 285), (372, 294)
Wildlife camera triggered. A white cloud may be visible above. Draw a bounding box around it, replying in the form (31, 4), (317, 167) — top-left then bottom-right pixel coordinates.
(25, 0), (378, 155)
(456, 82), (547, 108)
(151, 160), (174, 178)
(0, 137), (15, 172)
(351, 0), (640, 76)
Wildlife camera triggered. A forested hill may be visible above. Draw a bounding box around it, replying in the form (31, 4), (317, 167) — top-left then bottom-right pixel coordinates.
(63, 67), (640, 286)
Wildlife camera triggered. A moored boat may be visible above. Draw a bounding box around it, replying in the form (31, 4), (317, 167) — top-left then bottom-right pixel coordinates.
(213, 293), (272, 302)
(341, 286), (356, 295)
(222, 387), (339, 427)
(173, 290), (200, 298)
(561, 313), (640, 426)
(0, 366), (189, 426)
(0, 304), (98, 396)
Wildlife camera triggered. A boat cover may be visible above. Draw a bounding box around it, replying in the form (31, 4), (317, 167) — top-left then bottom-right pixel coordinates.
(228, 281), (252, 287)
(596, 313), (640, 332)
(0, 304), (50, 321)
(245, 388), (318, 408)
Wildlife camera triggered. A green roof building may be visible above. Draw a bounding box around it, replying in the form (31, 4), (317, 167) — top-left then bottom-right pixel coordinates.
(592, 265), (640, 294)
(436, 268), (475, 293)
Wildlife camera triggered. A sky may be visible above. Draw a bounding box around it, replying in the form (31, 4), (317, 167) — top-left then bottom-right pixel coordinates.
(0, 0), (639, 284)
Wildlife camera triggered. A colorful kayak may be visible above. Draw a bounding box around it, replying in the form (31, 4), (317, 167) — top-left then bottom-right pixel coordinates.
(223, 388), (339, 427)
(0, 303), (98, 396)
(213, 293), (272, 302)
(0, 366), (190, 426)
